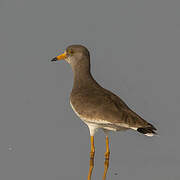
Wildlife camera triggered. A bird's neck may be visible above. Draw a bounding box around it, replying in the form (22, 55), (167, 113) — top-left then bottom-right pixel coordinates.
(71, 60), (97, 90)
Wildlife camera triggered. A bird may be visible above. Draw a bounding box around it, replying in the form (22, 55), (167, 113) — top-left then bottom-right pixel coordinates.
(51, 44), (157, 180)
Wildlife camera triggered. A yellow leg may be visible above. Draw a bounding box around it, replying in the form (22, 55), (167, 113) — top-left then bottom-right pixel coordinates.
(103, 136), (110, 180)
(87, 136), (95, 180)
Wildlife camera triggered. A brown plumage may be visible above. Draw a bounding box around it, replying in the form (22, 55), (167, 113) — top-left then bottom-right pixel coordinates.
(52, 44), (157, 136)
(70, 80), (157, 135)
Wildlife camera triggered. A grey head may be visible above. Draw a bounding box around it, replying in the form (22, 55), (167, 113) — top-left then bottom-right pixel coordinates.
(51, 44), (95, 89)
(65, 44), (90, 62)
(51, 45), (90, 65)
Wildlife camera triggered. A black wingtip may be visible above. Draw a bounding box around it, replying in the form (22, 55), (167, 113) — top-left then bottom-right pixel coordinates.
(51, 57), (58, 62)
(137, 127), (157, 136)
(147, 123), (157, 131)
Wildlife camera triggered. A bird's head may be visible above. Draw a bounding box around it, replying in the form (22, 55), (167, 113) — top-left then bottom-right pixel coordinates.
(51, 45), (90, 67)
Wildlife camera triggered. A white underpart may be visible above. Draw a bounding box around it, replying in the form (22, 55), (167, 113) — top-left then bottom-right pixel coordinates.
(85, 122), (100, 136)
(131, 127), (138, 130)
(145, 133), (154, 137)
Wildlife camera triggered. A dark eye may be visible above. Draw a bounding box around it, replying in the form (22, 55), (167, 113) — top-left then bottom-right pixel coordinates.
(69, 49), (74, 55)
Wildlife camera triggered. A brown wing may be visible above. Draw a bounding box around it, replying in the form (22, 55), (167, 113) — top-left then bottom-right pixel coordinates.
(70, 87), (156, 130)
(98, 88), (155, 129)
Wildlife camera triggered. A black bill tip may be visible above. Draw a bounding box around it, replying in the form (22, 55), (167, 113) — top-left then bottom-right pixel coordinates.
(51, 57), (58, 62)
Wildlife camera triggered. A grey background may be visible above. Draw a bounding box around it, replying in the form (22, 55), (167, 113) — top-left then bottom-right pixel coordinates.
(0, 0), (180, 179)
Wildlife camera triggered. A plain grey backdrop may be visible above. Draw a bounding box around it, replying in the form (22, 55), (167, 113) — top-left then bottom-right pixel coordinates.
(0, 0), (180, 179)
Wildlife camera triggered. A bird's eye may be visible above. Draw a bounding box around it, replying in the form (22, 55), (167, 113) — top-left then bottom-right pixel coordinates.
(69, 49), (74, 55)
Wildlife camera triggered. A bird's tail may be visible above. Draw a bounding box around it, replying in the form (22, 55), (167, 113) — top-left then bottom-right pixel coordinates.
(137, 123), (157, 137)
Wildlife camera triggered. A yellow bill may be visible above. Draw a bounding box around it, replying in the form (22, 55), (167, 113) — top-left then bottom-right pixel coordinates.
(51, 51), (67, 61)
